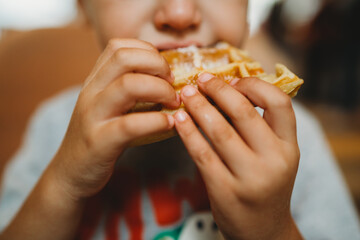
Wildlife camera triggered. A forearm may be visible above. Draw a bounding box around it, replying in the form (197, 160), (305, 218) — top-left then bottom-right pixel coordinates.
(1, 163), (85, 240)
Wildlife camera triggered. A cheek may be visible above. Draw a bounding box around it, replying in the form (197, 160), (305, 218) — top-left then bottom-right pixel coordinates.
(101, 16), (139, 42)
(97, 14), (141, 47)
(92, 2), (155, 48)
(201, 0), (249, 47)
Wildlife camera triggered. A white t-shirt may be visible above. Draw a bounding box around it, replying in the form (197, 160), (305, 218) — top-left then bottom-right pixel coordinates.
(0, 87), (359, 240)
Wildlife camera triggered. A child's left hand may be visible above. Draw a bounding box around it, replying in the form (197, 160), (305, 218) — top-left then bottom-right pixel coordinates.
(174, 73), (303, 240)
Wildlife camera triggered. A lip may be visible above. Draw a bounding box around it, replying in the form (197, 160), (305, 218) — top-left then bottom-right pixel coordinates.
(155, 41), (204, 51)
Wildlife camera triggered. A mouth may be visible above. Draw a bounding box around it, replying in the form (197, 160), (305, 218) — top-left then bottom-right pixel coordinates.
(155, 41), (205, 51)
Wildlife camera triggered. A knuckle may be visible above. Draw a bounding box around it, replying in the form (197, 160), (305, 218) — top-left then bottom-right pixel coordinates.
(211, 122), (236, 143)
(107, 38), (122, 52)
(274, 156), (292, 176)
(117, 74), (133, 90)
(281, 143), (300, 169)
(112, 76), (132, 99)
(231, 102), (258, 122)
(181, 121), (196, 139)
(195, 148), (215, 165)
(283, 142), (299, 158)
(118, 118), (137, 137)
(113, 49), (129, 66)
(274, 93), (292, 109)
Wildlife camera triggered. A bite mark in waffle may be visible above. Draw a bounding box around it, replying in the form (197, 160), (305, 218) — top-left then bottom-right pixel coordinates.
(129, 42), (304, 146)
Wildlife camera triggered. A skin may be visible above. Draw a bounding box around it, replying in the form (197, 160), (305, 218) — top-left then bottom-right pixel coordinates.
(0, 0), (303, 239)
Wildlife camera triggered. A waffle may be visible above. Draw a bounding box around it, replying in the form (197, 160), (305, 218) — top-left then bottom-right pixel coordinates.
(129, 42), (304, 146)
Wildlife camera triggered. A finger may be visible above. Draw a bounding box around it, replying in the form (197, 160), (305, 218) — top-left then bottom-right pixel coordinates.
(181, 85), (254, 174)
(92, 48), (173, 89)
(94, 73), (180, 119)
(197, 73), (278, 153)
(174, 111), (233, 191)
(230, 77), (297, 143)
(86, 39), (158, 84)
(98, 112), (174, 151)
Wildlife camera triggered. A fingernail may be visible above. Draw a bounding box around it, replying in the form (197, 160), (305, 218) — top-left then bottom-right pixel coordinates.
(230, 78), (240, 86)
(167, 115), (175, 127)
(198, 73), (214, 83)
(182, 85), (197, 97)
(175, 111), (187, 122)
(170, 72), (175, 82)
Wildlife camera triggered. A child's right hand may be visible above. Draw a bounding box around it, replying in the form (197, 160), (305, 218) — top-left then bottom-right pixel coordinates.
(50, 39), (180, 199)
(0, 39), (180, 240)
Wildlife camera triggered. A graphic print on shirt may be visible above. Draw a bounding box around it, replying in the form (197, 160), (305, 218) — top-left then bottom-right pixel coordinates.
(153, 212), (223, 240)
(75, 167), (210, 240)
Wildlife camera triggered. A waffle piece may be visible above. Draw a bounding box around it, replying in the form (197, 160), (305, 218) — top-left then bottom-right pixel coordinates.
(162, 42), (303, 97)
(129, 42), (304, 146)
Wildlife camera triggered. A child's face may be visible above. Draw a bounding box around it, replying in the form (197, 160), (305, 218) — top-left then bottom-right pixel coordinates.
(83, 0), (249, 49)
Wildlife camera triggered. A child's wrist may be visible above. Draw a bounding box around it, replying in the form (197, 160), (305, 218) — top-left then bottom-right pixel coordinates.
(44, 156), (88, 206)
(48, 146), (110, 200)
(41, 164), (87, 208)
(273, 215), (303, 240)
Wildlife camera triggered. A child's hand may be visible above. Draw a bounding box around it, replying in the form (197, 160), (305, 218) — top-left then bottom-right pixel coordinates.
(174, 73), (302, 240)
(51, 39), (180, 199)
(1, 39), (181, 240)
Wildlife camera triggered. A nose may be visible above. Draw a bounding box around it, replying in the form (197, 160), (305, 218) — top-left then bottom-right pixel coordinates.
(154, 0), (202, 31)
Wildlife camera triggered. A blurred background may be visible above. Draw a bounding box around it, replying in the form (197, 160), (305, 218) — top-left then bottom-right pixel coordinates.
(0, 0), (359, 216)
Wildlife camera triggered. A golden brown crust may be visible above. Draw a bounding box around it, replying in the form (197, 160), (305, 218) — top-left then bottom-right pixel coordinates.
(129, 42), (304, 146)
